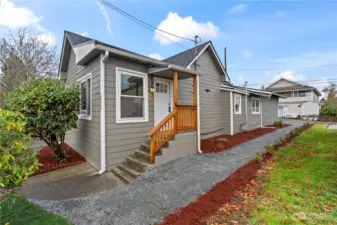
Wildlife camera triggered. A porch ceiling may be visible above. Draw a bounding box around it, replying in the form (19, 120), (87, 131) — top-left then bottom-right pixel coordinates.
(147, 66), (196, 80)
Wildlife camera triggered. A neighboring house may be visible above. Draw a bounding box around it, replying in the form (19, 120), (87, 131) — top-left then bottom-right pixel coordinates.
(265, 78), (321, 118)
(59, 31), (281, 181)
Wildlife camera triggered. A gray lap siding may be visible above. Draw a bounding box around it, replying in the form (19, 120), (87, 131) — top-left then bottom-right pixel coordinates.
(65, 50), (101, 170)
(105, 56), (154, 170)
(181, 48), (230, 139)
(262, 96), (278, 126)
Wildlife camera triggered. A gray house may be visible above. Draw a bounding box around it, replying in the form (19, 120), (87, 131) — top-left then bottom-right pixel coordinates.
(59, 31), (281, 183)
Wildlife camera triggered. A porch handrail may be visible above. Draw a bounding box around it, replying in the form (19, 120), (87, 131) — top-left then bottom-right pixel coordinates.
(147, 110), (178, 163)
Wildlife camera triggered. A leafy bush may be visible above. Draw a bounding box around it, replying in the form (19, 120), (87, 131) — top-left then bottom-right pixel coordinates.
(265, 144), (275, 154)
(0, 109), (39, 190)
(319, 104), (337, 122)
(5, 78), (80, 163)
(256, 152), (263, 163)
(273, 120), (283, 126)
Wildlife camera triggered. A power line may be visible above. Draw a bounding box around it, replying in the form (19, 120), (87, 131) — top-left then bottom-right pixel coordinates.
(96, 0), (194, 49)
(230, 64), (337, 72)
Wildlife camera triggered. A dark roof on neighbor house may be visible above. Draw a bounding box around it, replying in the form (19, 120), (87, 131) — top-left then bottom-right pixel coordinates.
(163, 41), (210, 67)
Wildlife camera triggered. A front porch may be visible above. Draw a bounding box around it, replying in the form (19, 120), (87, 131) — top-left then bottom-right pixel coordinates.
(147, 67), (198, 164)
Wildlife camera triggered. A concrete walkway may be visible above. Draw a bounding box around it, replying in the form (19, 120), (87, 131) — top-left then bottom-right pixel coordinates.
(21, 162), (125, 200)
(33, 120), (304, 225)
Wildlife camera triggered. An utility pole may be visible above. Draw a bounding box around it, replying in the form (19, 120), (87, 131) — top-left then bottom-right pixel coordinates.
(194, 35), (199, 55)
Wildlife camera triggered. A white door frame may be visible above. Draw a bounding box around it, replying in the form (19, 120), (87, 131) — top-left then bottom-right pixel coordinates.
(153, 77), (174, 126)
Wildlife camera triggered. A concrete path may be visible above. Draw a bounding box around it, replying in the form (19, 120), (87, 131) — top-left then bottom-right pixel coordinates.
(21, 162), (125, 200)
(33, 120), (304, 225)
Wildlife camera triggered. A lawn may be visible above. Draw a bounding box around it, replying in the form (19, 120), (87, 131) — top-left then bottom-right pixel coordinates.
(0, 196), (71, 225)
(250, 124), (337, 224)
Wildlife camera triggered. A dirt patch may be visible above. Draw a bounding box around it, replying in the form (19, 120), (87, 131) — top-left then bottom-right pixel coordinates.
(32, 144), (86, 176)
(201, 125), (290, 153)
(160, 153), (273, 225)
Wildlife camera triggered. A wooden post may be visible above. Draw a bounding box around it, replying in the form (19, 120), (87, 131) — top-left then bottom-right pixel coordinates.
(173, 71), (178, 132)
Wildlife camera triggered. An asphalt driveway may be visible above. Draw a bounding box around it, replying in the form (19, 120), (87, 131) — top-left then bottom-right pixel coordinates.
(33, 120), (304, 225)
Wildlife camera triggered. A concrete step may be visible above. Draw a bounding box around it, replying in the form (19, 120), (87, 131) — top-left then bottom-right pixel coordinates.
(134, 150), (151, 162)
(117, 163), (141, 179)
(111, 167), (135, 184)
(140, 143), (163, 155)
(125, 155), (149, 173)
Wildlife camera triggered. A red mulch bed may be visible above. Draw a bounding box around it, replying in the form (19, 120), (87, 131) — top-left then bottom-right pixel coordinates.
(160, 153), (273, 225)
(201, 124), (290, 153)
(32, 143), (86, 176)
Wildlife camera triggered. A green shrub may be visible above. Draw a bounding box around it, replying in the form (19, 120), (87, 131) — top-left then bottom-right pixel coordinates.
(265, 144), (275, 154)
(273, 120), (283, 126)
(256, 152), (263, 163)
(0, 109), (39, 190)
(5, 78), (80, 163)
(319, 104), (337, 121)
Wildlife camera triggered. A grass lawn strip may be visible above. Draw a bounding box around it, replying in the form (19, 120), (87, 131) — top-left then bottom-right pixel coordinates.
(0, 196), (71, 225)
(207, 124), (337, 225)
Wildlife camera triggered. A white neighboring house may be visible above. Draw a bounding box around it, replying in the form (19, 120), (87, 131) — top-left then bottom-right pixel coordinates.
(265, 78), (321, 118)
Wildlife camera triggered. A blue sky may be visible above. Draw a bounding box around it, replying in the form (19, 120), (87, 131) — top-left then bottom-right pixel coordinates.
(1, 0), (337, 93)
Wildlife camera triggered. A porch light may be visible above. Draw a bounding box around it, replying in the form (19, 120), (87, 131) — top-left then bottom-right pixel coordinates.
(149, 87), (155, 93)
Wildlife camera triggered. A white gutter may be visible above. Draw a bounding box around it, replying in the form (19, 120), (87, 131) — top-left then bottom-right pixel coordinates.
(230, 91), (233, 135)
(98, 50), (109, 175)
(197, 74), (202, 153)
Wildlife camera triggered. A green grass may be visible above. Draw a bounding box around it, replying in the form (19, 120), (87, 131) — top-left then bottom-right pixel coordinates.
(250, 125), (337, 225)
(0, 196), (71, 225)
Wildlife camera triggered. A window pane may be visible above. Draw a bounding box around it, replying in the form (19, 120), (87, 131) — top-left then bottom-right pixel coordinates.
(256, 100), (259, 107)
(121, 97), (144, 118)
(121, 74), (144, 96)
(235, 104), (239, 112)
(86, 79), (91, 115)
(156, 83), (160, 92)
(80, 82), (87, 111)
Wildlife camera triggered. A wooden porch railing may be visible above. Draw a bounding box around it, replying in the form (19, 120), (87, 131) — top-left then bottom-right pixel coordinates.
(147, 105), (197, 163)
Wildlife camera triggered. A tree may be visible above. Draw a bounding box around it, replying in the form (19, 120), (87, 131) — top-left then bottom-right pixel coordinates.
(322, 83), (337, 99)
(4, 79), (80, 163)
(0, 28), (58, 96)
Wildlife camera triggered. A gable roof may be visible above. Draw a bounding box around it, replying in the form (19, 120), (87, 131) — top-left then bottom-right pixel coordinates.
(163, 41), (230, 81)
(265, 78), (321, 96)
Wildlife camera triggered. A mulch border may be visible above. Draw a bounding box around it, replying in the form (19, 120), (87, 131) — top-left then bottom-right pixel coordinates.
(160, 124), (312, 225)
(31, 144), (86, 176)
(201, 124), (290, 154)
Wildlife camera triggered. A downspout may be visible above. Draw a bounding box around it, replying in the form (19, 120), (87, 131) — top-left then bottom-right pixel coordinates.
(197, 74), (202, 153)
(245, 81), (248, 125)
(230, 91), (233, 135)
(98, 50), (109, 174)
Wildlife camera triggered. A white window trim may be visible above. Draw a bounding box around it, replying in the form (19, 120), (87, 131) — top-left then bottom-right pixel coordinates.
(116, 67), (149, 124)
(234, 93), (242, 114)
(251, 98), (261, 115)
(77, 73), (92, 120)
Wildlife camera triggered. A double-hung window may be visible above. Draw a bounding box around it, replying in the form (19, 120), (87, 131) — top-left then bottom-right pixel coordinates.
(234, 94), (242, 114)
(116, 67), (148, 123)
(78, 73), (92, 120)
(251, 98), (260, 114)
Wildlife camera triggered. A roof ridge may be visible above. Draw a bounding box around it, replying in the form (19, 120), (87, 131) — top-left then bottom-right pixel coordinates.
(163, 41), (211, 61)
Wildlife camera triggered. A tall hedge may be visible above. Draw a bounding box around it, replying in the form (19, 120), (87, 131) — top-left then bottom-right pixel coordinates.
(0, 109), (39, 190)
(5, 78), (80, 163)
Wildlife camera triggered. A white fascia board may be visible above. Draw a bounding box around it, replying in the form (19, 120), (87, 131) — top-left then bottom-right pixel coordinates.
(220, 87), (249, 95)
(95, 44), (167, 66)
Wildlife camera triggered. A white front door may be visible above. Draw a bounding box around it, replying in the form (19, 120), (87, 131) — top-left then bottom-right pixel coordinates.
(154, 78), (172, 125)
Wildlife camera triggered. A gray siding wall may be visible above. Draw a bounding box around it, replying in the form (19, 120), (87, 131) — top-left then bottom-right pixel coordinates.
(105, 56), (154, 170)
(262, 96), (278, 126)
(65, 50), (101, 170)
(179, 48), (230, 139)
(233, 94), (279, 133)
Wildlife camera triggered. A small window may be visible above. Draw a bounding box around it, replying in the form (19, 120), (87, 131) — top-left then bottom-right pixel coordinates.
(251, 98), (260, 114)
(116, 67), (148, 123)
(78, 73), (92, 120)
(234, 94), (241, 114)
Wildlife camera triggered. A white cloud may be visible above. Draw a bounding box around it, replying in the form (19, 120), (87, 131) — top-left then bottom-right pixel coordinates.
(148, 53), (163, 60)
(238, 75), (245, 82)
(81, 32), (89, 37)
(37, 32), (56, 46)
(271, 70), (307, 83)
(264, 71), (271, 77)
(154, 12), (221, 45)
(229, 4), (247, 14)
(0, 0), (56, 46)
(0, 0), (41, 28)
(242, 50), (252, 59)
(96, 1), (113, 37)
